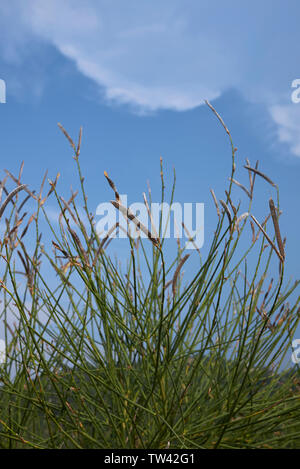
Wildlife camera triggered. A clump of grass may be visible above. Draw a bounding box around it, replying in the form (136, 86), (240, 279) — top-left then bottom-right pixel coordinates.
(0, 104), (299, 449)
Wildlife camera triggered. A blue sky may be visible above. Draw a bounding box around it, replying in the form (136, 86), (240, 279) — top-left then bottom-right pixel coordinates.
(0, 2), (299, 299)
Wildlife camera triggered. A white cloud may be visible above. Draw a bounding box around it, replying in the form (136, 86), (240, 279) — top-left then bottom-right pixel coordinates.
(1, 0), (300, 154)
(0, 0), (248, 111)
(270, 105), (300, 158)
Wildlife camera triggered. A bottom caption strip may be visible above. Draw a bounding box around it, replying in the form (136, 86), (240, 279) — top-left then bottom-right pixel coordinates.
(103, 451), (195, 465)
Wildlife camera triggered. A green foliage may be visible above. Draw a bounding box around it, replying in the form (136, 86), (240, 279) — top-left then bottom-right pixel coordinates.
(0, 107), (299, 449)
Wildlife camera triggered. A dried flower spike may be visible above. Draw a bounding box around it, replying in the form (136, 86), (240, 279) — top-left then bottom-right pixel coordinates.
(244, 165), (276, 188)
(0, 185), (27, 220)
(250, 214), (284, 263)
(111, 199), (160, 248)
(172, 254), (190, 297)
(104, 171), (120, 202)
(269, 198), (285, 261)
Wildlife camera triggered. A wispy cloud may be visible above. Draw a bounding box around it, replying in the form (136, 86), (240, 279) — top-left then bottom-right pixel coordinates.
(1, 0), (300, 155)
(269, 105), (300, 158)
